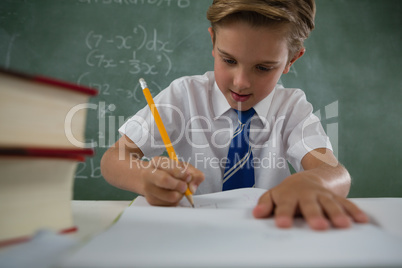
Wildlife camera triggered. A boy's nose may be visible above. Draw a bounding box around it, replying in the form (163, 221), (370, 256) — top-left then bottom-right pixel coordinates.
(233, 68), (251, 91)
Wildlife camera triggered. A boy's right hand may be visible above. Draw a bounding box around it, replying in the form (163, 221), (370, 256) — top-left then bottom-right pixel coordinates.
(141, 156), (205, 206)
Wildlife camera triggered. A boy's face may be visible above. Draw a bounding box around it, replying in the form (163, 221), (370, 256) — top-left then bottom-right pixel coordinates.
(209, 21), (303, 111)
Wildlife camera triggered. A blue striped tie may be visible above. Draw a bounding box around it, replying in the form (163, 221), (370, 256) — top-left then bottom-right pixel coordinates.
(222, 108), (255, 191)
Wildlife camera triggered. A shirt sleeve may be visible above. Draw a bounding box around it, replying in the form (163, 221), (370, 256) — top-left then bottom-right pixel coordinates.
(282, 89), (333, 172)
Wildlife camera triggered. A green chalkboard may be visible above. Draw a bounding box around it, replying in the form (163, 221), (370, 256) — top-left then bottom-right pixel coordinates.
(1, 0), (401, 199)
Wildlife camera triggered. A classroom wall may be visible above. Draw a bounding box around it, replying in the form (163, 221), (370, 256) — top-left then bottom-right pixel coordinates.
(1, 0), (401, 199)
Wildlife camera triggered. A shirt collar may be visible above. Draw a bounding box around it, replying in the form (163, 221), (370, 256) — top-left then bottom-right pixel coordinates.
(211, 81), (231, 120)
(211, 80), (279, 126)
(253, 85), (277, 127)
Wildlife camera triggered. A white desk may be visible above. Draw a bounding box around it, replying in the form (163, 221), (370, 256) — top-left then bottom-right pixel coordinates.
(1, 198), (401, 268)
(65, 197), (402, 268)
(71, 198), (402, 239)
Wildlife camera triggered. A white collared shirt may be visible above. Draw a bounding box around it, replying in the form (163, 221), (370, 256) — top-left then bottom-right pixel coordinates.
(119, 72), (332, 194)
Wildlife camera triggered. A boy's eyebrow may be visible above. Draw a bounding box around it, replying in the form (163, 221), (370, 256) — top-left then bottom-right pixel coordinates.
(217, 47), (280, 65)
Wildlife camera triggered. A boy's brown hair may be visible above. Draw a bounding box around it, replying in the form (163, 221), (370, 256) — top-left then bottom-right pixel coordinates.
(207, 0), (316, 60)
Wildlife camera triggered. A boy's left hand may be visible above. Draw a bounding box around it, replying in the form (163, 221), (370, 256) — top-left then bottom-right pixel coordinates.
(252, 148), (369, 230)
(252, 173), (369, 230)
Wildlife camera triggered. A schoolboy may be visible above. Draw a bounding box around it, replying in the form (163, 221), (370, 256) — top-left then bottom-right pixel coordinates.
(101, 0), (368, 230)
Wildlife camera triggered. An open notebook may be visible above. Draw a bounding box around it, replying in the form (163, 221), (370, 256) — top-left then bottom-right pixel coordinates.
(60, 188), (402, 268)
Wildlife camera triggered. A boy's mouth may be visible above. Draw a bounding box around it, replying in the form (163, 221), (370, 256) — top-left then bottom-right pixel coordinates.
(230, 90), (251, 102)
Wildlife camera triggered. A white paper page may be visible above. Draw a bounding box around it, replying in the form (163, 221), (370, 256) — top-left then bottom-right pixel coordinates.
(61, 189), (402, 268)
(352, 198), (402, 238)
(132, 187), (267, 209)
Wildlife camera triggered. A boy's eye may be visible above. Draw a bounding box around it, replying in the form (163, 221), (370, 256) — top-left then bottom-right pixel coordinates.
(256, 65), (271, 72)
(223, 58), (236, 65)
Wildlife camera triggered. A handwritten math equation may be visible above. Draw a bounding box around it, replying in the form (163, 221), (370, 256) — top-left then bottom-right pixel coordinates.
(78, 0), (191, 8)
(77, 71), (162, 102)
(85, 25), (174, 77)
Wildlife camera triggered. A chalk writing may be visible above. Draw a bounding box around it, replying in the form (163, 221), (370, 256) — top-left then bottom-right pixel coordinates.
(4, 33), (19, 68)
(75, 157), (102, 179)
(85, 26), (173, 76)
(77, 71), (162, 102)
(74, 9), (185, 180)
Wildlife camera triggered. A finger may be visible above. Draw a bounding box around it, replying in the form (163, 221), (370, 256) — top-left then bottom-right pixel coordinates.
(145, 188), (183, 206)
(299, 197), (330, 230)
(318, 194), (351, 228)
(143, 169), (185, 205)
(253, 190), (274, 218)
(151, 157), (187, 180)
(184, 165), (205, 194)
(335, 196), (369, 223)
(151, 169), (188, 194)
(274, 199), (298, 228)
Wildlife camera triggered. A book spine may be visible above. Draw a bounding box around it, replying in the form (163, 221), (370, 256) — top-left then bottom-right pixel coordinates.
(0, 147), (95, 161)
(0, 67), (98, 96)
(35, 76), (98, 96)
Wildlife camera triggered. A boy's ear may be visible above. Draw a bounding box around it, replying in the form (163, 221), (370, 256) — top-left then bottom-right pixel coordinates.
(283, 48), (305, 74)
(208, 27), (216, 57)
(208, 27), (215, 44)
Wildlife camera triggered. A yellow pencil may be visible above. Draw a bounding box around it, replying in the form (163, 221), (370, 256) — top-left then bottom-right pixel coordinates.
(139, 78), (194, 208)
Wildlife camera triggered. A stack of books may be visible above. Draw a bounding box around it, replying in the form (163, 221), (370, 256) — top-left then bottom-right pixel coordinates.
(0, 68), (97, 245)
